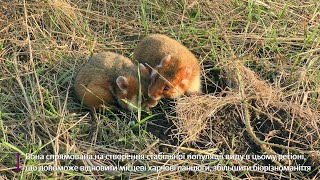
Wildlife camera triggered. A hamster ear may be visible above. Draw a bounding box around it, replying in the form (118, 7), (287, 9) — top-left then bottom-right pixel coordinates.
(159, 55), (171, 66)
(182, 65), (192, 79)
(139, 63), (149, 75)
(180, 66), (192, 85)
(116, 76), (128, 94)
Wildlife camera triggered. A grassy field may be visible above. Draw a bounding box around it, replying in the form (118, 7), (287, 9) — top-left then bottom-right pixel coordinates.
(0, 0), (319, 179)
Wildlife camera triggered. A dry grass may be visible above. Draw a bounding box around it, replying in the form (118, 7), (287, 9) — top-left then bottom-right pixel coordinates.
(172, 93), (242, 143)
(0, 0), (319, 179)
(173, 61), (319, 167)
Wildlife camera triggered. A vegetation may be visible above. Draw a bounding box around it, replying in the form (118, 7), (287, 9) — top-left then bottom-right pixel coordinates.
(0, 0), (319, 179)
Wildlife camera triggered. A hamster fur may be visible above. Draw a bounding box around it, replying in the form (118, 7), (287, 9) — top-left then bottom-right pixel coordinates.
(74, 52), (158, 111)
(133, 34), (201, 100)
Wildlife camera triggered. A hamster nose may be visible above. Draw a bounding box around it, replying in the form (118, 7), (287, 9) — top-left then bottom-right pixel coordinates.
(148, 99), (158, 108)
(148, 91), (158, 101)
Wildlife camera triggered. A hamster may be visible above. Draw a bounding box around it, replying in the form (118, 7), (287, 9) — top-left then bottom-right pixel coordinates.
(133, 34), (201, 101)
(74, 52), (158, 111)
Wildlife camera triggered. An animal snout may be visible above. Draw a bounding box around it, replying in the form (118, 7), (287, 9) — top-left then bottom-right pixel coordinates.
(147, 99), (158, 107)
(148, 92), (157, 100)
(148, 90), (161, 101)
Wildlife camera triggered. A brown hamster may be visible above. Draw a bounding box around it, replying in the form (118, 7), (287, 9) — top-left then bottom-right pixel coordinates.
(133, 34), (201, 101)
(74, 52), (158, 111)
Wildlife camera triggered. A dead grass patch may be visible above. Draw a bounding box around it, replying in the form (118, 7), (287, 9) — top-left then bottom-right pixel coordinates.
(0, 0), (319, 179)
(172, 59), (319, 169)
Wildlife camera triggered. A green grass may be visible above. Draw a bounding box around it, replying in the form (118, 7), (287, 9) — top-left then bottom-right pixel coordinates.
(0, 0), (319, 179)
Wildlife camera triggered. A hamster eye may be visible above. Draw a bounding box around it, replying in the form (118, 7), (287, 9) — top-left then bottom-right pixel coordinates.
(163, 85), (170, 92)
